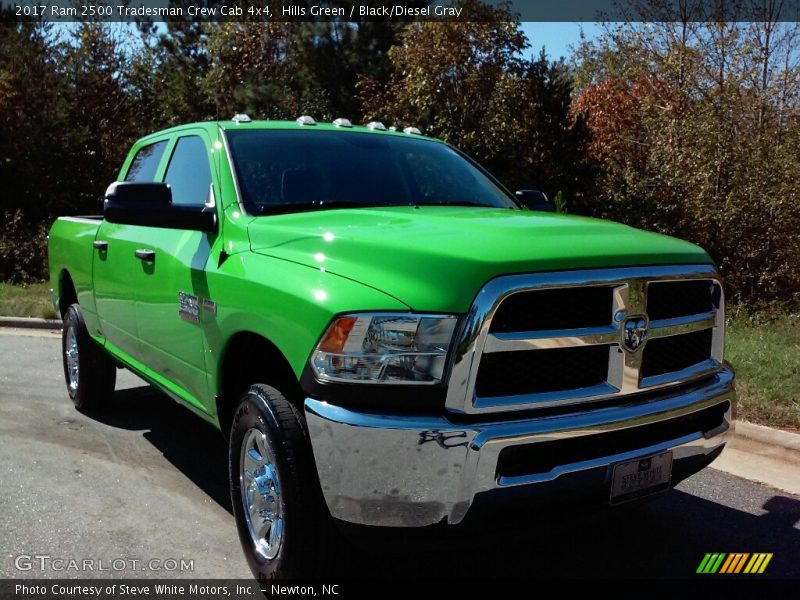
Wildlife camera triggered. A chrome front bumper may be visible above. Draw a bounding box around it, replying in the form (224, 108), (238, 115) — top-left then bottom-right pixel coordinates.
(304, 367), (735, 528)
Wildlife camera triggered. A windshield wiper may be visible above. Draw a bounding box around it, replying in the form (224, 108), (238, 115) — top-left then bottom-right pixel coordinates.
(259, 201), (415, 215)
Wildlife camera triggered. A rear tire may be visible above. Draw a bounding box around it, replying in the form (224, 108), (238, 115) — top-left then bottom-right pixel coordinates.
(229, 384), (334, 581)
(62, 303), (116, 411)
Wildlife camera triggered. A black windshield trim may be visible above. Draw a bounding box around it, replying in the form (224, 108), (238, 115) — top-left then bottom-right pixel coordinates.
(259, 201), (414, 216)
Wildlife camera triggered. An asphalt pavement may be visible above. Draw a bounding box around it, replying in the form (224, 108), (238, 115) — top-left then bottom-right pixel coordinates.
(1, 329), (798, 580)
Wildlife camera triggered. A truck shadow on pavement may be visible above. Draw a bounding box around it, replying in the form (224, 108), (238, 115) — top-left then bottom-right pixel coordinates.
(87, 385), (800, 579)
(357, 491), (800, 579)
(88, 385), (233, 514)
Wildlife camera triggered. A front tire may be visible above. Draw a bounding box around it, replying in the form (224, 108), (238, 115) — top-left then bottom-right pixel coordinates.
(62, 303), (116, 411)
(229, 384), (332, 581)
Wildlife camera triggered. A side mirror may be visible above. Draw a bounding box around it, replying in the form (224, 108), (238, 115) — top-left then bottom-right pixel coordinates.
(104, 182), (217, 233)
(515, 189), (554, 212)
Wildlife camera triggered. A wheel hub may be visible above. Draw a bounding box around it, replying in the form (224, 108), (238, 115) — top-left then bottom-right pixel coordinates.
(240, 429), (284, 561)
(65, 325), (79, 392)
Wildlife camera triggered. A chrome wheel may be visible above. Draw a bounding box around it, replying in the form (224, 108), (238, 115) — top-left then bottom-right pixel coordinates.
(240, 428), (285, 561)
(65, 325), (79, 393)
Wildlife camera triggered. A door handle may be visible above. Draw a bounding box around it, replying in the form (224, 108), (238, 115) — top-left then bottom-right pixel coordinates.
(93, 240), (108, 251)
(134, 249), (156, 262)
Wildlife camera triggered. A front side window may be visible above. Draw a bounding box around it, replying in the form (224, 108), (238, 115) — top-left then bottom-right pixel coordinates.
(124, 140), (168, 182)
(225, 130), (517, 215)
(164, 136), (212, 206)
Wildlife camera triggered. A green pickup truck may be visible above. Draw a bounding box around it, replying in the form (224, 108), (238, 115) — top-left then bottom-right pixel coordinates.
(48, 116), (735, 579)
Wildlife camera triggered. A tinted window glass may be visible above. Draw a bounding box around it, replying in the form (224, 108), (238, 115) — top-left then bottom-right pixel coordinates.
(125, 141), (167, 182)
(164, 136), (212, 206)
(225, 130), (516, 215)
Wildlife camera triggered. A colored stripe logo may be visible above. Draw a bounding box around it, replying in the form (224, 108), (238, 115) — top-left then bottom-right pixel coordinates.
(697, 553), (773, 574)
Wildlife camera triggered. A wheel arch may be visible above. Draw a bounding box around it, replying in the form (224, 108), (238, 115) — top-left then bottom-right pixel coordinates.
(216, 331), (303, 438)
(58, 269), (78, 317)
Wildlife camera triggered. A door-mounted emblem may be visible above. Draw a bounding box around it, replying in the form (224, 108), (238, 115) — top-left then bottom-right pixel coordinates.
(623, 316), (648, 351)
(178, 291), (200, 323)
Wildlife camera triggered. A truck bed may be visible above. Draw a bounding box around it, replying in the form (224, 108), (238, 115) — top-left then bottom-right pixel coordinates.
(48, 216), (103, 318)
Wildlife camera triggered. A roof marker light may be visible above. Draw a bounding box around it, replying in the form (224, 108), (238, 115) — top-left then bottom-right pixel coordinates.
(403, 126), (422, 135)
(333, 118), (353, 128)
(296, 115), (316, 126)
(232, 114), (251, 123)
(366, 121), (387, 131)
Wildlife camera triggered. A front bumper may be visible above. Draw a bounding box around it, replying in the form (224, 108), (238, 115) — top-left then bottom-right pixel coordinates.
(304, 367), (735, 528)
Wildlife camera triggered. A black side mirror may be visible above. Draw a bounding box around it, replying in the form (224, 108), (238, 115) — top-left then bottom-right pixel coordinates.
(515, 189), (554, 212)
(104, 182), (217, 233)
(105, 181), (171, 205)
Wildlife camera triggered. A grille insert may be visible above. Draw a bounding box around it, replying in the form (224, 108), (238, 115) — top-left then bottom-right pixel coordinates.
(642, 329), (713, 378)
(475, 345), (609, 397)
(647, 280), (715, 320)
(489, 287), (613, 333)
(497, 401), (729, 478)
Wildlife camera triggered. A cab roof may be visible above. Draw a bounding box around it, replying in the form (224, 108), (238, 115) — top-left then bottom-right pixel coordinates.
(137, 118), (443, 144)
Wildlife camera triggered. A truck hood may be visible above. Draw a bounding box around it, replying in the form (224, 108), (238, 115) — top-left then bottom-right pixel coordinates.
(247, 206), (712, 312)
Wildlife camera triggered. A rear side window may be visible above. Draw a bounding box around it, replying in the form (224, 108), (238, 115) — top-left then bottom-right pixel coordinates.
(164, 136), (212, 206)
(124, 140), (168, 182)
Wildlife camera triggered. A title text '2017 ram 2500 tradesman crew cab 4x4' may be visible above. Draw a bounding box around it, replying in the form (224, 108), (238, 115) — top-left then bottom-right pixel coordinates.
(48, 115), (735, 580)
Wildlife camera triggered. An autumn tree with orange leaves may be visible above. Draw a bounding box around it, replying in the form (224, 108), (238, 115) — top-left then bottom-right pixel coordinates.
(572, 14), (800, 308)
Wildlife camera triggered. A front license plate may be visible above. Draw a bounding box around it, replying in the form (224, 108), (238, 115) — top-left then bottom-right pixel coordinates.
(610, 451), (673, 504)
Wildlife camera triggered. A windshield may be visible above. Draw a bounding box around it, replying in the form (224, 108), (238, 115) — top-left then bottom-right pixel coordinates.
(224, 129), (518, 215)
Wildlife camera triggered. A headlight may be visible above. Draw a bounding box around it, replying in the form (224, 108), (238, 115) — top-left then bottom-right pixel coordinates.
(311, 313), (458, 384)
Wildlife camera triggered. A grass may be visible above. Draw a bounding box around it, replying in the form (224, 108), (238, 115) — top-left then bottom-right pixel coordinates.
(0, 281), (58, 320)
(0, 281), (798, 429)
(725, 312), (800, 432)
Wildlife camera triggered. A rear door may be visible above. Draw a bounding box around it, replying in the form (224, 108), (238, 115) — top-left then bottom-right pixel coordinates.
(132, 130), (218, 410)
(93, 139), (169, 359)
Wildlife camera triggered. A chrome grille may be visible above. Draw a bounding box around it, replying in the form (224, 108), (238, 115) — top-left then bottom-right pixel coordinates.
(445, 265), (725, 415)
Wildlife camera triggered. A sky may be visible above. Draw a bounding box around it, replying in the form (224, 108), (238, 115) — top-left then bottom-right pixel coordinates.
(51, 21), (603, 64)
(520, 22), (604, 62)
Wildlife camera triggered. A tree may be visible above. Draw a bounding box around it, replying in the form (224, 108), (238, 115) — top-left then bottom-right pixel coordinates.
(0, 20), (70, 281)
(132, 19), (216, 125)
(296, 7), (428, 120)
(202, 9), (425, 121)
(203, 21), (331, 120)
(571, 5), (800, 307)
(359, 0), (590, 203)
(61, 23), (135, 213)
